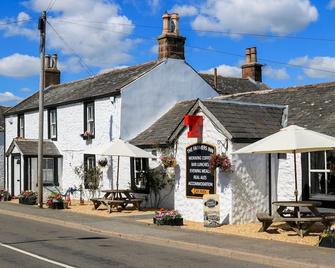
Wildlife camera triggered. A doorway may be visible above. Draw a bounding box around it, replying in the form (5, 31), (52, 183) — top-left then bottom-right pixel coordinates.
(11, 155), (21, 196)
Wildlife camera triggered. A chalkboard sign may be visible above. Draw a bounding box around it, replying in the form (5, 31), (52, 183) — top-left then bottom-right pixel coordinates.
(186, 143), (216, 198)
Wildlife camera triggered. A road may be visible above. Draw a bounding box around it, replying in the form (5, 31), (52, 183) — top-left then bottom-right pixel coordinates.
(0, 214), (274, 268)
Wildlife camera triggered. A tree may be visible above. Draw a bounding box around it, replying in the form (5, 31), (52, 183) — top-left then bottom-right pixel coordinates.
(74, 165), (102, 199)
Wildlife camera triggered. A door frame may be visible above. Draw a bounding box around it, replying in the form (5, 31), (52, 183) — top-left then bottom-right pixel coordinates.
(11, 153), (21, 196)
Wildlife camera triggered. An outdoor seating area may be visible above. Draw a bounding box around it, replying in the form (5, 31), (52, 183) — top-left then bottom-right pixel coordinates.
(90, 189), (143, 213)
(257, 201), (335, 237)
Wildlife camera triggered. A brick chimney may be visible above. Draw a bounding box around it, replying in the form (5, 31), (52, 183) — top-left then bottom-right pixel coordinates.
(44, 53), (61, 87)
(157, 12), (186, 60)
(241, 47), (263, 82)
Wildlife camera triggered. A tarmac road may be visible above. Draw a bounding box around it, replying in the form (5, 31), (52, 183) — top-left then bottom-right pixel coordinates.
(0, 214), (274, 268)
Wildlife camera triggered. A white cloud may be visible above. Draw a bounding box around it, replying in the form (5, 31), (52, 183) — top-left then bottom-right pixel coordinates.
(201, 64), (241, 78)
(0, 91), (22, 103)
(147, 0), (161, 12)
(0, 12), (37, 39)
(191, 0), (318, 36)
(150, 44), (158, 55)
(0, 53), (39, 77)
(20, 87), (32, 92)
(263, 66), (290, 80)
(327, 0), (335, 9)
(4, 0), (137, 69)
(171, 5), (198, 17)
(289, 56), (335, 79)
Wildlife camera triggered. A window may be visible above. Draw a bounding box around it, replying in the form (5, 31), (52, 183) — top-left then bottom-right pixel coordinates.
(48, 109), (57, 140)
(84, 102), (95, 138)
(309, 151), (335, 197)
(130, 157), (149, 193)
(84, 154), (96, 189)
(17, 114), (24, 138)
(43, 158), (55, 185)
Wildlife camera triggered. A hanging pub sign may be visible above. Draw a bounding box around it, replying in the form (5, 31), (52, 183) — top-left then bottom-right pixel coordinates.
(186, 143), (216, 198)
(203, 194), (221, 227)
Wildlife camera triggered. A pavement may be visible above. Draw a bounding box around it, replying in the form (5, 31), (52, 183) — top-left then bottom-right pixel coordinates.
(0, 202), (334, 268)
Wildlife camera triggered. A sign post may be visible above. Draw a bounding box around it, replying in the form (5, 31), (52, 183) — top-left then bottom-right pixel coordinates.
(203, 194), (220, 227)
(186, 143), (215, 198)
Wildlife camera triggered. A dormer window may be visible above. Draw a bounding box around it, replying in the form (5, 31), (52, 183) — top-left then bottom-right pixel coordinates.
(83, 102), (95, 139)
(17, 114), (24, 138)
(48, 109), (57, 140)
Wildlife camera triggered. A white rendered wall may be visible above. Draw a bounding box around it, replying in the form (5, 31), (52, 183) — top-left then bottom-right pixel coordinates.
(120, 58), (218, 140)
(5, 96), (121, 198)
(276, 153), (302, 201)
(0, 132), (4, 189)
(174, 111), (233, 223)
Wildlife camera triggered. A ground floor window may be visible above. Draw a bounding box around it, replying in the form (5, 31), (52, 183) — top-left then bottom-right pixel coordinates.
(84, 154), (96, 189)
(130, 157), (149, 193)
(309, 151), (335, 198)
(43, 158), (55, 184)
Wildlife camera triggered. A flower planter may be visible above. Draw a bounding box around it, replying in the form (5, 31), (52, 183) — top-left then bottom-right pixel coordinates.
(50, 201), (64, 209)
(19, 197), (37, 205)
(153, 217), (183, 226)
(319, 236), (335, 248)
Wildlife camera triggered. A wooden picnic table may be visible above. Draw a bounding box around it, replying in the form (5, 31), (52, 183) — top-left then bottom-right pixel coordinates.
(273, 201), (328, 237)
(90, 189), (143, 213)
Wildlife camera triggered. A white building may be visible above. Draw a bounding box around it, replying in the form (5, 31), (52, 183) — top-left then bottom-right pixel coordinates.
(4, 13), (267, 199)
(132, 82), (335, 223)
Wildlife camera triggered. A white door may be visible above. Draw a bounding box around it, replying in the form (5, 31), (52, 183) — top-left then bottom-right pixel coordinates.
(13, 156), (21, 196)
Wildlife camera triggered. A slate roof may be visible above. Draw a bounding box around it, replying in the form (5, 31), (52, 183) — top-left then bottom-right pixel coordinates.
(0, 106), (10, 131)
(130, 100), (197, 147)
(221, 81), (335, 137)
(6, 61), (160, 115)
(200, 73), (269, 95)
(6, 139), (62, 156)
(131, 99), (284, 147)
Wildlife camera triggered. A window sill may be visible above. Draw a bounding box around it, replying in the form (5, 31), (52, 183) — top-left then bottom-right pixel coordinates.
(43, 182), (59, 187)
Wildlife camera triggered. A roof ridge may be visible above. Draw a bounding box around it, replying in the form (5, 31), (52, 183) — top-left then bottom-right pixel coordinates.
(274, 81), (335, 91)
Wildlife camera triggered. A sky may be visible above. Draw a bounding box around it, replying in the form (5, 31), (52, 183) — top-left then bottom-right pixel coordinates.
(0, 0), (335, 106)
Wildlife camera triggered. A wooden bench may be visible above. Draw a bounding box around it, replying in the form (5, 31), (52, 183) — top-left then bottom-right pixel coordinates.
(91, 197), (144, 213)
(256, 213), (281, 232)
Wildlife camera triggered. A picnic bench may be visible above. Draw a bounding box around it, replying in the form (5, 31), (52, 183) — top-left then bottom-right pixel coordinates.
(90, 189), (143, 213)
(257, 201), (335, 237)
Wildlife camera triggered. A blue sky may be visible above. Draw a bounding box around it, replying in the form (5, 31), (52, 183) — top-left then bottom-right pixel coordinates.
(0, 0), (335, 106)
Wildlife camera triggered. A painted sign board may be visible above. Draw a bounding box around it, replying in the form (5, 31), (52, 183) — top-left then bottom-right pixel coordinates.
(203, 194), (220, 227)
(186, 143), (215, 198)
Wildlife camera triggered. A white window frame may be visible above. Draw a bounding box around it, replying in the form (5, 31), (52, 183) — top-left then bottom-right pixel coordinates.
(43, 158), (54, 184)
(50, 109), (57, 139)
(308, 151), (335, 198)
(86, 103), (94, 134)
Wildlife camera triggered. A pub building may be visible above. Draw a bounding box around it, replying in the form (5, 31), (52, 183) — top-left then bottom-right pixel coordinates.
(131, 92), (335, 224)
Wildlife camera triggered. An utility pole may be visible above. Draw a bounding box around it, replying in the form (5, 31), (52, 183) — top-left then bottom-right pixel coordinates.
(37, 11), (46, 208)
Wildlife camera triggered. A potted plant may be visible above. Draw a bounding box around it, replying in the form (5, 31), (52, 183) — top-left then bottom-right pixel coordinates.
(153, 208), (183, 226)
(160, 155), (177, 178)
(319, 227), (335, 248)
(47, 193), (64, 209)
(209, 153), (232, 174)
(98, 158), (108, 167)
(0, 190), (11, 201)
(80, 131), (94, 140)
(18, 190), (37, 205)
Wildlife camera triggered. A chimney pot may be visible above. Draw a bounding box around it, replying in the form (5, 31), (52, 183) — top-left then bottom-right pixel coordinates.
(214, 68), (218, 89)
(44, 54), (51, 68)
(171, 13), (180, 35)
(51, 54), (58, 69)
(162, 13), (170, 34)
(242, 47), (263, 82)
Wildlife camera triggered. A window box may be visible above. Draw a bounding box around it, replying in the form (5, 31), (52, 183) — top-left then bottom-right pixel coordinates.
(80, 131), (95, 140)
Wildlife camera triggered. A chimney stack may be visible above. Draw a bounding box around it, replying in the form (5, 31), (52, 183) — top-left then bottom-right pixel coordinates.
(157, 12), (186, 60)
(241, 47), (263, 82)
(44, 53), (61, 87)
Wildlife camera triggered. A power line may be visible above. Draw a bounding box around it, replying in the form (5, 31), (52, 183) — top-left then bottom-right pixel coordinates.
(58, 18), (335, 43)
(46, 0), (57, 13)
(0, 19), (33, 26)
(46, 21), (94, 76)
(52, 19), (335, 75)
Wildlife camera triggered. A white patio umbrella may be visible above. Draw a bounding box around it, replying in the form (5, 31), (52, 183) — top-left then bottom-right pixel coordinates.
(234, 125), (335, 201)
(84, 139), (156, 192)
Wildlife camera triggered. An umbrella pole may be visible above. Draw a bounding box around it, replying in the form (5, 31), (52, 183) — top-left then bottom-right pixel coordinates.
(116, 156), (120, 193)
(294, 150), (298, 202)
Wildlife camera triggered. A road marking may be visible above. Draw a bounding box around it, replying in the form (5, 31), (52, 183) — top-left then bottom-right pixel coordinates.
(0, 242), (76, 268)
